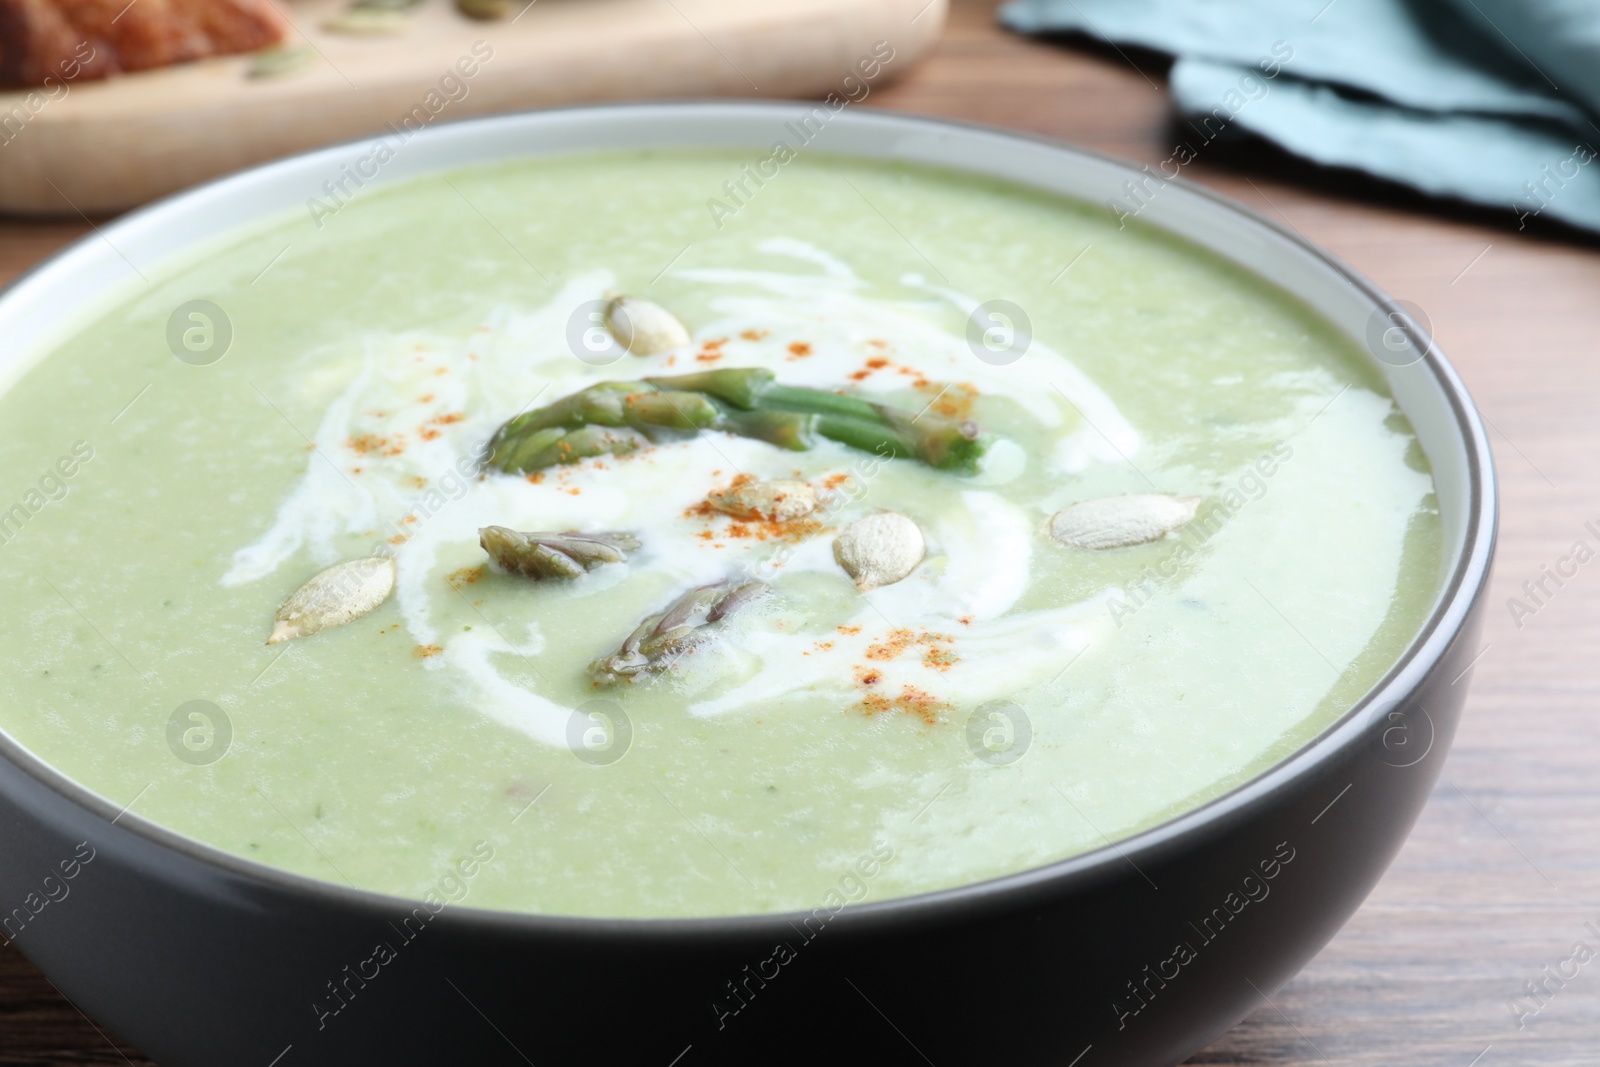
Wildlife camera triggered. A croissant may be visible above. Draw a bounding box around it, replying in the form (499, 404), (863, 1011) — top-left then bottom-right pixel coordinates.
(0, 0), (287, 87)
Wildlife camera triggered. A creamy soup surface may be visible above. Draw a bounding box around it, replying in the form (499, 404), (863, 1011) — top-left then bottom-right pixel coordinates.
(0, 151), (1442, 917)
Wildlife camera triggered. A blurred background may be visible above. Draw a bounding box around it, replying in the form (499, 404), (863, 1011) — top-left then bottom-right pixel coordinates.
(2, 0), (1597, 1063)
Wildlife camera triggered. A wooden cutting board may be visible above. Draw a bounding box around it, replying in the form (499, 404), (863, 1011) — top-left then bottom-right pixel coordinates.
(0, 0), (946, 216)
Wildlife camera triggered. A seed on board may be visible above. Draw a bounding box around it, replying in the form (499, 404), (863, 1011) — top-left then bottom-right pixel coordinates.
(246, 45), (313, 79)
(455, 0), (513, 18)
(708, 479), (818, 522)
(320, 6), (412, 35)
(1046, 494), (1201, 549)
(833, 512), (925, 590)
(606, 295), (691, 356)
(268, 556), (396, 644)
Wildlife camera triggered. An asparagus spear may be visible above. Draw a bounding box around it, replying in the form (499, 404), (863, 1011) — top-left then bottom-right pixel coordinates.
(480, 527), (640, 580)
(485, 368), (991, 476)
(589, 579), (770, 686)
(494, 425), (650, 474)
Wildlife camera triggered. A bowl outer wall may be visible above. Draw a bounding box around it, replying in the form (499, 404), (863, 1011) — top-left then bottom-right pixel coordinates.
(0, 102), (1498, 1067)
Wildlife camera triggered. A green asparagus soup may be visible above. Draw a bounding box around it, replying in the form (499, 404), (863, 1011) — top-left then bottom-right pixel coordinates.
(0, 151), (1441, 918)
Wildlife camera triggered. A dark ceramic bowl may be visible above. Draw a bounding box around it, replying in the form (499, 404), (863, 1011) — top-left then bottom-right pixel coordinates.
(0, 103), (1496, 1067)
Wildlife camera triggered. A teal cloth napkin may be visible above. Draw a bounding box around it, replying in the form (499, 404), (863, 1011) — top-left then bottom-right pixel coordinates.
(999, 0), (1600, 233)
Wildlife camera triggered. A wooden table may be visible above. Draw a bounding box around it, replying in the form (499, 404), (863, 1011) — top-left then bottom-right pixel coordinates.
(3, 1), (1597, 1062)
